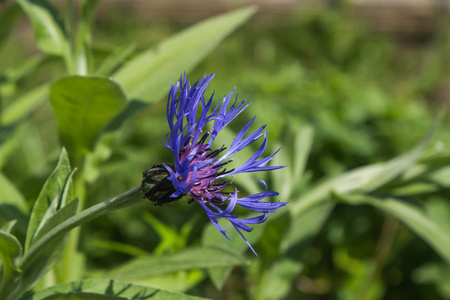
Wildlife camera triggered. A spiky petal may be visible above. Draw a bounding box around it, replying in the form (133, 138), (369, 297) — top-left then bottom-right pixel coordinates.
(163, 73), (286, 255)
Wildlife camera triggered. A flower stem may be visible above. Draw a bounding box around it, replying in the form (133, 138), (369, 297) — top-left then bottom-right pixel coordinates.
(20, 186), (143, 273)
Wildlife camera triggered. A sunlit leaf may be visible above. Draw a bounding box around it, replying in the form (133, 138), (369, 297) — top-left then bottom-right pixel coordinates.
(1, 84), (48, 127)
(113, 6), (256, 103)
(1, 220), (17, 233)
(95, 44), (136, 76)
(291, 126), (435, 217)
(25, 148), (73, 251)
(50, 76), (127, 158)
(16, 0), (66, 55)
(22, 278), (210, 300)
(5, 200), (80, 300)
(202, 218), (265, 289)
(92, 247), (248, 281)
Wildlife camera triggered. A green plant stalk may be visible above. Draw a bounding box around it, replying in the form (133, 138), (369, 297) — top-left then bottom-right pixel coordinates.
(56, 173), (87, 284)
(20, 185), (143, 278)
(1, 186), (143, 300)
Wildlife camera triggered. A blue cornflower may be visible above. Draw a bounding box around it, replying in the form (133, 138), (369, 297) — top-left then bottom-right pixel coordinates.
(162, 73), (286, 254)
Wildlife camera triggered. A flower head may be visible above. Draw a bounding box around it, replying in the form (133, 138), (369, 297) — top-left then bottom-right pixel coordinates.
(162, 73), (286, 254)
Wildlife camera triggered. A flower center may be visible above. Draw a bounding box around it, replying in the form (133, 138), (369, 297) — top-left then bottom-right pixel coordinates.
(180, 132), (233, 204)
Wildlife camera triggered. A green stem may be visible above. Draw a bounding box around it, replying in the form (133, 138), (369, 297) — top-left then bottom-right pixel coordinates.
(20, 186), (143, 271)
(3, 186), (143, 300)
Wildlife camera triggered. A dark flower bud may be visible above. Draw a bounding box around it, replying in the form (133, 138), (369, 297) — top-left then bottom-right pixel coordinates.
(141, 164), (182, 206)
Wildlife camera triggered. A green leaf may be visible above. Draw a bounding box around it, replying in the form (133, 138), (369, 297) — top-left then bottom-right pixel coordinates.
(1, 150), (74, 299)
(0, 172), (28, 215)
(16, 0), (66, 55)
(258, 257), (304, 300)
(50, 76), (127, 158)
(93, 247), (248, 281)
(1, 220), (17, 233)
(141, 212), (191, 254)
(31, 198), (79, 248)
(0, 131), (19, 169)
(291, 126), (435, 217)
(25, 149), (73, 251)
(95, 44), (136, 77)
(113, 6), (256, 103)
(202, 218), (265, 289)
(22, 278), (210, 300)
(0, 230), (22, 272)
(0, 4), (23, 49)
(1, 84), (49, 127)
(272, 123), (313, 200)
(340, 193), (450, 265)
(281, 202), (333, 253)
(17, 186), (142, 292)
(0, 230), (22, 295)
(85, 7), (255, 183)
(0, 172), (28, 235)
(89, 239), (149, 257)
(6, 200), (80, 300)
(0, 55), (46, 87)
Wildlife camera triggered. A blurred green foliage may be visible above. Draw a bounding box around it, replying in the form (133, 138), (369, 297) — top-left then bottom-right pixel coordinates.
(1, 2), (450, 299)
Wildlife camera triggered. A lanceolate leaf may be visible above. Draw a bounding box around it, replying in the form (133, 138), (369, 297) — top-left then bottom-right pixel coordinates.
(291, 125), (435, 217)
(93, 247), (248, 281)
(0, 230), (22, 276)
(22, 278), (209, 300)
(85, 7), (256, 184)
(1, 84), (48, 127)
(0, 172), (28, 215)
(95, 43), (136, 76)
(0, 4), (23, 50)
(202, 219), (265, 289)
(16, 0), (66, 55)
(25, 149), (73, 251)
(14, 199), (79, 296)
(0, 230), (22, 299)
(113, 6), (256, 103)
(1, 220), (17, 233)
(50, 76), (127, 158)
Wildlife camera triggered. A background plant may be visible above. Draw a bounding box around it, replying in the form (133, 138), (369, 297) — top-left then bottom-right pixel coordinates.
(1, 1), (450, 299)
